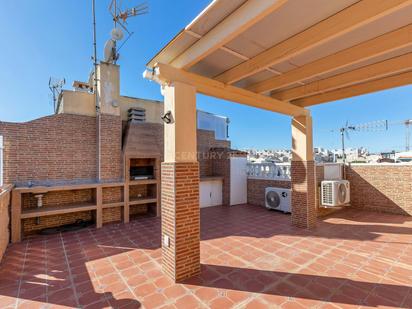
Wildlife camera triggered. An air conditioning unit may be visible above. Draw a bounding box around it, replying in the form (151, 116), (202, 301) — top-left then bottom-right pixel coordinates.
(265, 187), (291, 213)
(321, 180), (350, 207)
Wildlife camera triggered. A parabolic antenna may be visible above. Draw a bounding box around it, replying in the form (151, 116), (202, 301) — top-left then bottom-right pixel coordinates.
(111, 27), (124, 41)
(104, 39), (116, 62)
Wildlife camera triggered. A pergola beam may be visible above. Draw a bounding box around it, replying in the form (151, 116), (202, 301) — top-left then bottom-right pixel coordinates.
(292, 70), (412, 107)
(145, 63), (307, 117)
(247, 23), (412, 94)
(214, 0), (412, 85)
(273, 53), (412, 101)
(171, 0), (288, 69)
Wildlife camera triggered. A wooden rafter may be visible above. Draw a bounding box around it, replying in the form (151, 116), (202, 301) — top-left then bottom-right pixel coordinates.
(247, 24), (412, 94)
(292, 71), (412, 107)
(273, 53), (412, 101)
(148, 63), (307, 117)
(171, 0), (289, 69)
(214, 0), (412, 85)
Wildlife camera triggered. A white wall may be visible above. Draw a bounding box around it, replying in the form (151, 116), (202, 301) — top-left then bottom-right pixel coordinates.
(230, 157), (248, 205)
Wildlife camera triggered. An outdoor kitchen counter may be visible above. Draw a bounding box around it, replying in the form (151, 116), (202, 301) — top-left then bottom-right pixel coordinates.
(200, 176), (224, 182)
(200, 177), (223, 208)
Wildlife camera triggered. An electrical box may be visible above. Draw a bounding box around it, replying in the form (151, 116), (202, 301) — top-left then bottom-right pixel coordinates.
(324, 163), (343, 180)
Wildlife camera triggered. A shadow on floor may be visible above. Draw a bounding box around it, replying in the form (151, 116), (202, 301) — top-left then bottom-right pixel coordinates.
(1, 205), (411, 308)
(0, 217), (161, 308)
(184, 264), (410, 308)
(200, 205), (412, 243)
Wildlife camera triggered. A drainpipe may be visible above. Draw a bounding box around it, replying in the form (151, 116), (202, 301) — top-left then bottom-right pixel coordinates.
(92, 0), (101, 181)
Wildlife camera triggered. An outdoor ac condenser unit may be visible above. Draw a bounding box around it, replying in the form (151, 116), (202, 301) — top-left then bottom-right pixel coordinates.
(265, 187), (291, 213)
(321, 180), (350, 207)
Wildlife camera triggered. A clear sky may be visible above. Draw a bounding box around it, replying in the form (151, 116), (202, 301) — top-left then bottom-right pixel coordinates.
(0, 0), (411, 153)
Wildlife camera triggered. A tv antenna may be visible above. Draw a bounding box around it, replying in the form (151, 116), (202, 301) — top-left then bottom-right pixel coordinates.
(339, 121), (356, 165)
(48, 77), (65, 113)
(105, 0), (149, 63)
(329, 118), (412, 162)
(329, 120), (389, 164)
(403, 119), (412, 151)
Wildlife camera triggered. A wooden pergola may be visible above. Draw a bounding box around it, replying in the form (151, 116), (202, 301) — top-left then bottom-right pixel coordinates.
(144, 0), (412, 281)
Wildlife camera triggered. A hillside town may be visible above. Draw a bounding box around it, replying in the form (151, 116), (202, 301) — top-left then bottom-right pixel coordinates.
(246, 147), (412, 164)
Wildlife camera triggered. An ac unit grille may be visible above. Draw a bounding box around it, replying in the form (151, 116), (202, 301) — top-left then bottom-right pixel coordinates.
(338, 183), (347, 204)
(321, 180), (350, 207)
(322, 182), (333, 205)
(266, 191), (281, 209)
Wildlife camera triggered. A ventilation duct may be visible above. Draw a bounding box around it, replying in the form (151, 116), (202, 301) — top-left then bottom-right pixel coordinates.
(128, 108), (146, 123)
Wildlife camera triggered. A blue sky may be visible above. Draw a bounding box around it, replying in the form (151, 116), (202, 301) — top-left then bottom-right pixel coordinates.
(0, 0), (411, 153)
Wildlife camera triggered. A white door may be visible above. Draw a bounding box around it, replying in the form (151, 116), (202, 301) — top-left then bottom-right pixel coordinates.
(230, 157), (248, 205)
(200, 180), (223, 208)
(210, 180), (223, 206)
(200, 181), (211, 208)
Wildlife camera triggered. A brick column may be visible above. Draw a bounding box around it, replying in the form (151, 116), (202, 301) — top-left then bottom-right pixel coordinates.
(98, 114), (122, 181)
(291, 114), (316, 229)
(161, 162), (200, 281)
(161, 81), (200, 281)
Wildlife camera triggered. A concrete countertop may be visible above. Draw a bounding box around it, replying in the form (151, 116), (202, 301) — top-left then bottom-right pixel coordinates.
(200, 176), (224, 182)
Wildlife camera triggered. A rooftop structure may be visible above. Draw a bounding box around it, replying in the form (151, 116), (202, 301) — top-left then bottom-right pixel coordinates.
(0, 1), (412, 308)
(142, 0), (412, 282)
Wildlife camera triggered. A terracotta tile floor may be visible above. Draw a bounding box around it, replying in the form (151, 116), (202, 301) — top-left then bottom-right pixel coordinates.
(1, 205), (412, 309)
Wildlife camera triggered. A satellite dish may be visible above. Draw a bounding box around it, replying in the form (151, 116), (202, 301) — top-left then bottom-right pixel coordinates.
(104, 39), (116, 62)
(111, 27), (124, 41)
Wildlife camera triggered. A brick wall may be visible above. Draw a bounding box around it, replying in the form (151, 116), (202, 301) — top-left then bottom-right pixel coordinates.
(1, 113), (229, 236)
(197, 130), (230, 178)
(0, 114), (97, 186)
(103, 208), (121, 224)
(21, 188), (95, 234)
(247, 179), (291, 207)
(346, 164), (412, 215)
(102, 187), (123, 204)
(291, 161), (316, 228)
(247, 165), (341, 218)
(123, 125), (230, 177)
(161, 162), (200, 282)
(99, 114), (123, 181)
(23, 211), (93, 234)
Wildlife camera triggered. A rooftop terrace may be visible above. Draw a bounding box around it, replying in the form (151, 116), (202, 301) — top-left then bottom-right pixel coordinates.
(1, 204), (411, 309)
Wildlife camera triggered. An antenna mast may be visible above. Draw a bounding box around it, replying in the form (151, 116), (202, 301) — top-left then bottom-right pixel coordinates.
(338, 123), (356, 165)
(106, 0), (149, 63)
(404, 120), (412, 151)
(92, 0), (99, 113)
(92, 0), (101, 180)
(48, 77), (65, 114)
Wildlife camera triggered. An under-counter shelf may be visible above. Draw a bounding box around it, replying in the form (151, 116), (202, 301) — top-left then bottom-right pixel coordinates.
(129, 179), (158, 185)
(129, 197), (157, 206)
(125, 155), (161, 219)
(12, 155), (161, 243)
(12, 182), (128, 243)
(21, 203), (97, 219)
(102, 201), (125, 209)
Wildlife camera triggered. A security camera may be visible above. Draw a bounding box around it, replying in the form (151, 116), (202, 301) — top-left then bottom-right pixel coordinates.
(161, 110), (173, 124)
